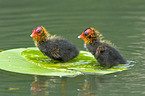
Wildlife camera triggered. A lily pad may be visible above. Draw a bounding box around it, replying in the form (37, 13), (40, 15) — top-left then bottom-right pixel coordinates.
(0, 48), (81, 76)
(0, 47), (131, 76)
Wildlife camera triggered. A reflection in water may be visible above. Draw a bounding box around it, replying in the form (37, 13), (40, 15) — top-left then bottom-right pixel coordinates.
(31, 76), (67, 96)
(30, 75), (110, 96)
(77, 77), (99, 96)
(30, 70), (145, 96)
(31, 76), (50, 95)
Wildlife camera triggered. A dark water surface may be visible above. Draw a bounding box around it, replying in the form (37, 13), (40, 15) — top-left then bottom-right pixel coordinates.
(0, 0), (145, 96)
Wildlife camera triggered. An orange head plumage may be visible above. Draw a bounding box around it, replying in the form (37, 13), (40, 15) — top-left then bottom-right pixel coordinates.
(78, 27), (102, 44)
(30, 26), (50, 46)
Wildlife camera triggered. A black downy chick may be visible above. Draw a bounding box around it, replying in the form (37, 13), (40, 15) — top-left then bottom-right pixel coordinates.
(78, 27), (126, 67)
(31, 26), (79, 62)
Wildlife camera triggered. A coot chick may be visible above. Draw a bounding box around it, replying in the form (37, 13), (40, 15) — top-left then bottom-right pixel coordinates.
(31, 26), (79, 62)
(78, 27), (126, 67)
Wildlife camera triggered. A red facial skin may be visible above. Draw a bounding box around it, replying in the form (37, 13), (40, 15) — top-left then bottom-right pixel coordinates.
(78, 29), (92, 39)
(30, 27), (43, 38)
(30, 26), (50, 46)
(78, 28), (97, 44)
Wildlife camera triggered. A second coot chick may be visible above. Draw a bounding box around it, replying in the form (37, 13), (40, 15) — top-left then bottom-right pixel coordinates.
(78, 27), (126, 67)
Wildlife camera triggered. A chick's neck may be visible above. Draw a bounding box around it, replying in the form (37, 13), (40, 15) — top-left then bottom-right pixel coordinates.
(86, 35), (100, 45)
(33, 32), (50, 46)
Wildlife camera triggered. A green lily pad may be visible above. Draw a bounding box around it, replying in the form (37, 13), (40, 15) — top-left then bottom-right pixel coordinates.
(0, 47), (131, 76)
(0, 48), (81, 76)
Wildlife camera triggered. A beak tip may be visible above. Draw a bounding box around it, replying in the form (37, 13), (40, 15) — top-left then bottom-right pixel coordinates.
(78, 36), (81, 38)
(30, 34), (33, 37)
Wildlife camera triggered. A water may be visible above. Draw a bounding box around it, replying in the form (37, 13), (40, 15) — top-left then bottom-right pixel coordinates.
(0, 0), (145, 96)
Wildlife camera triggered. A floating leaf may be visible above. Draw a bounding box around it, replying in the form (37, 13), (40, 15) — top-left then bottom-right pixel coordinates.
(0, 47), (131, 76)
(0, 48), (81, 76)
(21, 47), (97, 70)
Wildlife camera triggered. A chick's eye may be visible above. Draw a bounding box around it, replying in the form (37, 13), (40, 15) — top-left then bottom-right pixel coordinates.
(36, 29), (41, 34)
(37, 30), (41, 34)
(84, 32), (89, 36)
